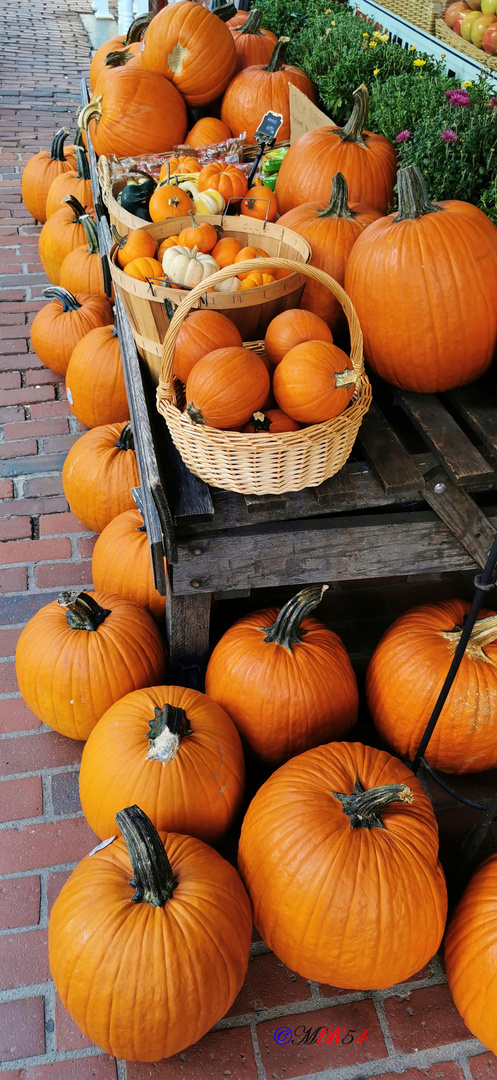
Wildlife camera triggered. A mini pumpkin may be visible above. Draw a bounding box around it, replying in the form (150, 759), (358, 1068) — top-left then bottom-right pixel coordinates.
(113, 225), (157, 268)
(273, 340), (357, 423)
(240, 184), (278, 221)
(198, 162), (248, 203)
(185, 346), (270, 428)
(123, 256), (164, 282)
(162, 245), (220, 288)
(238, 272), (275, 289)
(174, 310), (242, 383)
(234, 245), (269, 279)
(242, 409), (301, 433)
(149, 182), (193, 223)
(177, 212), (217, 253)
(159, 156), (200, 181)
(211, 236), (243, 267)
(193, 188), (226, 215)
(264, 309), (334, 367)
(186, 117), (232, 148)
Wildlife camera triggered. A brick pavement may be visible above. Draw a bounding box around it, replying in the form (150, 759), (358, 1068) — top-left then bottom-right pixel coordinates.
(1, 0), (497, 1077)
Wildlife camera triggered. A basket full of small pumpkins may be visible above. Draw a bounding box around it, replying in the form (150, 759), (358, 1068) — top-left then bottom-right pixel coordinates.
(156, 257), (371, 495)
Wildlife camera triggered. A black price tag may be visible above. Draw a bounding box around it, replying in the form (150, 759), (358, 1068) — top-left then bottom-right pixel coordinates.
(255, 111), (284, 142)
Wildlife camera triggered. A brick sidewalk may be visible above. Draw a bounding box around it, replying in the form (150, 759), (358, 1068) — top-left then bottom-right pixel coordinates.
(1, 1), (497, 1077)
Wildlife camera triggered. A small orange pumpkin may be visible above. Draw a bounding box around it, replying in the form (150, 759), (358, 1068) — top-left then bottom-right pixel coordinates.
(113, 225), (157, 268)
(174, 310), (243, 384)
(149, 183), (193, 222)
(159, 155), (200, 181)
(198, 162), (248, 203)
(65, 325), (129, 429)
(273, 341), (357, 424)
(186, 117), (232, 148)
(264, 309), (334, 367)
(234, 246), (269, 279)
(92, 507), (166, 623)
(211, 236), (243, 268)
(123, 256), (164, 281)
(157, 235), (180, 261)
(242, 409), (301, 433)
(240, 184), (278, 221)
(185, 347), (270, 428)
(238, 272), (275, 289)
(30, 288), (113, 377)
(59, 215), (110, 300)
(177, 212), (217, 254)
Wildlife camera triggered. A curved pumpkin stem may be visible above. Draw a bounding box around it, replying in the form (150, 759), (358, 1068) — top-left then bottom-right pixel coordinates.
(74, 145), (90, 181)
(317, 173), (357, 220)
(111, 225), (127, 249)
(263, 36), (289, 72)
(146, 704), (191, 763)
(41, 286), (81, 312)
(49, 128), (71, 161)
(444, 613), (497, 656)
(263, 584), (329, 651)
(61, 194), (89, 221)
(186, 402), (206, 426)
(116, 422), (135, 451)
(78, 96), (103, 132)
(331, 778), (413, 829)
(394, 165), (442, 222)
(116, 805), (178, 907)
(237, 8), (263, 35)
(80, 214), (100, 254)
(73, 127), (85, 149)
(125, 12), (150, 43)
(57, 590), (111, 630)
(339, 85), (369, 147)
(210, 0), (238, 21)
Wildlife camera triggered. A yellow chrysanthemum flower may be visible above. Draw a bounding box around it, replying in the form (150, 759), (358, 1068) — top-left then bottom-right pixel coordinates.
(413, 58), (426, 65)
(409, 44), (416, 50)
(373, 67), (380, 74)
(369, 39), (378, 46)
(461, 80), (473, 87)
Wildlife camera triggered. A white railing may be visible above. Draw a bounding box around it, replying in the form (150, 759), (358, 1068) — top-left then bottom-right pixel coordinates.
(93, 0), (113, 20)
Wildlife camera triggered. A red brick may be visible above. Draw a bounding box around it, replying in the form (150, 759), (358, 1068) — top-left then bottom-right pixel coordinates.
(0, 775), (43, 822)
(0, 697), (42, 733)
(39, 511), (90, 536)
(256, 999), (386, 1078)
(0, 730), (83, 776)
(0, 536), (71, 565)
(35, 560), (93, 589)
(0, 406), (26, 424)
(0, 1071), (23, 1080)
(46, 869), (72, 917)
(23, 1057), (118, 1079)
(0, 516), (32, 540)
(0, 661), (20, 694)
(23, 476), (64, 498)
(384, 984), (472, 1052)
(375, 1064), (466, 1080)
(42, 433), (80, 453)
(0, 566), (28, 593)
(0, 997), (45, 1061)
(78, 536), (97, 558)
(0, 876), (41, 930)
(0, 479), (14, 498)
(227, 953), (311, 1017)
(54, 992), (94, 1051)
(127, 1026), (258, 1080)
(0, 625), (23, 655)
(30, 402), (73, 418)
(1, 497), (68, 517)
(0, 816), (97, 874)
(25, 368), (60, 385)
(0, 371), (22, 388)
(0, 438), (38, 459)
(0, 926), (50, 989)
(4, 417), (68, 440)
(469, 1054), (497, 1080)
(0, 387), (54, 406)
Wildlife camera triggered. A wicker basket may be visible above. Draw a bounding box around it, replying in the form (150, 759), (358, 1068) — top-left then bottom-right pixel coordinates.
(435, 19), (497, 69)
(156, 258), (371, 496)
(109, 218), (311, 382)
(379, 0), (444, 33)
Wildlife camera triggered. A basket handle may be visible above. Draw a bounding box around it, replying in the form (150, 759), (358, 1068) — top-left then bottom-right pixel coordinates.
(98, 155), (112, 206)
(157, 257), (364, 409)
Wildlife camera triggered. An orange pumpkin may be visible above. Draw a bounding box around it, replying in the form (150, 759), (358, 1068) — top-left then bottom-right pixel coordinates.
(445, 855), (497, 1053)
(177, 213), (217, 253)
(45, 146), (94, 219)
(186, 117), (232, 148)
(59, 215), (110, 300)
(238, 272), (275, 289)
(38, 196), (94, 286)
(157, 235), (180, 261)
(221, 37), (317, 145)
(197, 162), (248, 204)
(275, 84), (397, 215)
(21, 128), (77, 224)
(123, 256), (164, 281)
(30, 288), (113, 377)
(141, 0), (237, 106)
(92, 507), (166, 623)
(185, 347), (270, 428)
(264, 308), (334, 367)
(159, 156), (200, 181)
(211, 236), (243, 267)
(89, 13), (149, 90)
(65, 325), (129, 429)
(227, 9), (250, 28)
(149, 183), (193, 223)
(273, 340), (357, 424)
(78, 68), (187, 158)
(174, 310), (243, 383)
(62, 421), (139, 533)
(79, 684), (245, 843)
(93, 48), (146, 96)
(234, 245), (269, 279)
(113, 226), (157, 268)
(15, 592), (165, 741)
(240, 184), (278, 221)
(242, 409), (301, 433)
(231, 8), (277, 72)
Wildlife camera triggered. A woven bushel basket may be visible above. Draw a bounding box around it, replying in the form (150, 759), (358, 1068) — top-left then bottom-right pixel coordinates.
(435, 18), (497, 70)
(379, 0), (442, 33)
(157, 257), (371, 496)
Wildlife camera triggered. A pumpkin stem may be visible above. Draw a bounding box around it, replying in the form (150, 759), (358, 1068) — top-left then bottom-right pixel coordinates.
(116, 805), (178, 907)
(317, 172), (357, 220)
(116, 422), (135, 451)
(146, 704), (191, 763)
(41, 286), (81, 312)
(238, 8), (263, 34)
(74, 145), (90, 181)
(73, 127), (85, 148)
(78, 96), (103, 132)
(125, 12), (150, 43)
(186, 402), (206, 426)
(57, 590), (111, 630)
(331, 778), (413, 829)
(164, 298), (176, 322)
(263, 584), (329, 651)
(61, 194), (89, 221)
(251, 411), (272, 432)
(339, 84), (369, 147)
(188, 210), (200, 228)
(104, 48), (134, 68)
(210, 0), (238, 21)
(444, 613), (497, 655)
(111, 225), (127, 249)
(80, 214), (100, 255)
(335, 368), (358, 390)
(263, 36), (289, 72)
(49, 128), (71, 161)
(394, 165), (442, 222)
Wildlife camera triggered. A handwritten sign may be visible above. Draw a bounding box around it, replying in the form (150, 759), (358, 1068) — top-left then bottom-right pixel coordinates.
(289, 85), (337, 144)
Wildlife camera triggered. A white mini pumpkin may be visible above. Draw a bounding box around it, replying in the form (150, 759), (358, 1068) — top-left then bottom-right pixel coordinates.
(162, 245), (220, 288)
(212, 277), (240, 293)
(193, 189), (226, 215)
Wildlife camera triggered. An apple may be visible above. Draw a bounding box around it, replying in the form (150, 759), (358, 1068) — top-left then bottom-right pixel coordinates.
(452, 11), (467, 29)
(465, 0), (482, 10)
(481, 0), (497, 15)
(482, 18), (497, 44)
(471, 12), (497, 44)
(460, 9), (482, 37)
(445, 0), (470, 24)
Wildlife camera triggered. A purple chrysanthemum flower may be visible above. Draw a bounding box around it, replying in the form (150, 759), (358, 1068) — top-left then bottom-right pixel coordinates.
(444, 89), (470, 106)
(395, 130), (411, 142)
(488, 96), (497, 108)
(441, 129), (458, 143)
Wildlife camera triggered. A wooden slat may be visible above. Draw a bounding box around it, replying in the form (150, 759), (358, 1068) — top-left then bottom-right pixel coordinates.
(423, 471), (496, 569)
(244, 492), (286, 513)
(313, 465), (355, 505)
(165, 577), (211, 666)
(165, 432), (215, 526)
(358, 400), (425, 496)
(397, 391), (494, 485)
(447, 384), (497, 460)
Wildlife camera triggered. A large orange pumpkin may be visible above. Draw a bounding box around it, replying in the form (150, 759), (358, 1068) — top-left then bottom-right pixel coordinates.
(174, 309), (242, 383)
(79, 684), (245, 842)
(15, 592), (166, 740)
(445, 855), (497, 1053)
(38, 196), (94, 286)
(21, 128), (77, 224)
(273, 340), (357, 424)
(185, 346), (270, 428)
(275, 84), (397, 215)
(30, 288), (113, 377)
(62, 421), (139, 533)
(78, 67), (187, 158)
(58, 215), (109, 300)
(205, 585), (358, 762)
(141, 0), (237, 106)
(65, 325), (129, 429)
(238, 741), (447, 987)
(186, 116), (232, 148)
(49, 806), (252, 1061)
(89, 13), (149, 90)
(45, 146), (94, 218)
(231, 8), (277, 71)
(278, 172), (382, 330)
(345, 165), (497, 392)
(221, 37), (317, 145)
(264, 308), (333, 367)
(366, 599), (497, 773)
(92, 507), (166, 623)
